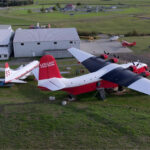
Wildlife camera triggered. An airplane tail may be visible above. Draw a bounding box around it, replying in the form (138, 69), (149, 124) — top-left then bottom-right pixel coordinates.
(5, 62), (16, 83)
(39, 55), (62, 80)
(38, 55), (66, 91)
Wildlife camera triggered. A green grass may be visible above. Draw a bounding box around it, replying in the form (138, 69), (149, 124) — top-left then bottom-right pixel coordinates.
(1, 4), (150, 34)
(34, 0), (150, 5)
(120, 36), (150, 53)
(0, 90), (150, 149)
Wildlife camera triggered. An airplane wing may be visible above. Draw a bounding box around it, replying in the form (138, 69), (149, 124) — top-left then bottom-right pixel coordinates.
(68, 48), (150, 95)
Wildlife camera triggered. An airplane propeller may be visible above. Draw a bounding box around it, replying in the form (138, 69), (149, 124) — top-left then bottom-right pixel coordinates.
(104, 51), (110, 55)
(113, 54), (119, 59)
(132, 62), (135, 66)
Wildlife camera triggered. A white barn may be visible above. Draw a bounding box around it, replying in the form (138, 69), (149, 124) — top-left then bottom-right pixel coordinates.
(13, 28), (80, 58)
(0, 25), (14, 60)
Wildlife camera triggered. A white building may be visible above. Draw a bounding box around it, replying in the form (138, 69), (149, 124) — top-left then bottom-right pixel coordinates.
(0, 25), (12, 30)
(13, 28), (80, 58)
(0, 25), (14, 60)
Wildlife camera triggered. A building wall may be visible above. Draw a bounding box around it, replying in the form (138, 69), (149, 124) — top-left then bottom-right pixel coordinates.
(13, 40), (80, 58)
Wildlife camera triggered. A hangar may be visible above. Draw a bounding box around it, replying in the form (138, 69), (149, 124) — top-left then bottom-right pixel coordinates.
(13, 28), (80, 58)
(0, 25), (14, 60)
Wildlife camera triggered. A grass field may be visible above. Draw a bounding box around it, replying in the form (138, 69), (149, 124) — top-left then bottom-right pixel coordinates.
(1, 3), (150, 35)
(35, 0), (150, 5)
(0, 59), (150, 149)
(120, 36), (150, 54)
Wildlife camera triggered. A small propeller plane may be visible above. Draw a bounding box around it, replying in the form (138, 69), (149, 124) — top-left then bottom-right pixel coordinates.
(4, 61), (70, 84)
(35, 48), (150, 100)
(5, 61), (39, 83)
(110, 36), (119, 41)
(122, 40), (136, 47)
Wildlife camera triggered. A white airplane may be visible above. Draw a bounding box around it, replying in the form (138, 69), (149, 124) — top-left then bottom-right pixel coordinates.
(36, 48), (150, 98)
(110, 35), (119, 41)
(4, 61), (70, 84)
(5, 61), (39, 83)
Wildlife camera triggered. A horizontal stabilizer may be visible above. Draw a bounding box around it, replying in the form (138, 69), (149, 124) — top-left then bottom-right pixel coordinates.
(11, 79), (27, 83)
(38, 78), (66, 91)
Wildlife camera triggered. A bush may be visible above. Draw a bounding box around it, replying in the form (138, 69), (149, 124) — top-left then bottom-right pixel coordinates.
(40, 7), (45, 13)
(76, 2), (81, 6)
(56, 3), (61, 8)
(78, 31), (98, 36)
(27, 9), (32, 13)
(53, 6), (57, 11)
(125, 29), (139, 37)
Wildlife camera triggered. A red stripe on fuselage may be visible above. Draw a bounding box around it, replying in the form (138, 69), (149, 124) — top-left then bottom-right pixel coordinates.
(38, 80), (118, 95)
(5, 64), (39, 83)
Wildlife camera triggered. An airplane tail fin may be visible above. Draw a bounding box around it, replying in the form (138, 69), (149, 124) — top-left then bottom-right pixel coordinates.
(5, 62), (16, 83)
(39, 55), (62, 80)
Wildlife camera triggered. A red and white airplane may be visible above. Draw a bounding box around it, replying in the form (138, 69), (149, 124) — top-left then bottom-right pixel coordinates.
(36, 48), (150, 98)
(122, 41), (136, 47)
(5, 61), (39, 83)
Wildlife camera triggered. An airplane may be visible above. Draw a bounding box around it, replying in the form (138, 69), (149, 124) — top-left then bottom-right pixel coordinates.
(122, 40), (136, 47)
(110, 35), (119, 41)
(5, 60), (39, 83)
(4, 60), (70, 84)
(68, 48), (150, 95)
(35, 48), (150, 101)
(99, 52), (150, 77)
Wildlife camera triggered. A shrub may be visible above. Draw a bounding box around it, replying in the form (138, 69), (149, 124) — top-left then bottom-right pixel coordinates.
(76, 2), (81, 6)
(27, 9), (32, 14)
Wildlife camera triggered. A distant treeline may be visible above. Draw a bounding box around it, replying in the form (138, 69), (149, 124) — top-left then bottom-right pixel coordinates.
(0, 0), (33, 7)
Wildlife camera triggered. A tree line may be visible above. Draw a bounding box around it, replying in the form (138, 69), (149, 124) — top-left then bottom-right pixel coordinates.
(0, 0), (33, 7)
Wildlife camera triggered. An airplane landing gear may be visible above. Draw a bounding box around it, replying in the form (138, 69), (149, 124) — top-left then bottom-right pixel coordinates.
(118, 86), (124, 91)
(96, 88), (106, 100)
(67, 94), (76, 101)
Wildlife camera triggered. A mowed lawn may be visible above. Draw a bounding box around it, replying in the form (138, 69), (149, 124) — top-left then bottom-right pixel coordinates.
(0, 4), (150, 34)
(0, 59), (150, 149)
(0, 83), (150, 149)
(35, 0), (150, 5)
(120, 36), (150, 53)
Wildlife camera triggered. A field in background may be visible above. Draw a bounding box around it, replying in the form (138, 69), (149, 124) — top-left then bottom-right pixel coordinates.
(0, 2), (150, 35)
(35, 0), (150, 5)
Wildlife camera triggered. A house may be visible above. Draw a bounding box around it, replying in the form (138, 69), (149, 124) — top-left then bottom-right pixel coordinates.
(64, 4), (76, 11)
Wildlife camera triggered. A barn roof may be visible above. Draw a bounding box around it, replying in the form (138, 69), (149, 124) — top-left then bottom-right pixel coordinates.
(0, 25), (12, 30)
(14, 28), (80, 43)
(0, 29), (14, 45)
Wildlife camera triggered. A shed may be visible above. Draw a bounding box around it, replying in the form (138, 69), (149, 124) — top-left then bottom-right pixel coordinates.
(13, 28), (80, 58)
(0, 29), (14, 60)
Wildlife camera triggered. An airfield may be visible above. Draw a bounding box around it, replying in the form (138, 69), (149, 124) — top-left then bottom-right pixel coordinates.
(81, 38), (132, 54)
(1, 0), (150, 149)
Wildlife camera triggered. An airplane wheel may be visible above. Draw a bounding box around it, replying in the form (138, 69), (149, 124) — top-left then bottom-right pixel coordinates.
(96, 88), (106, 100)
(118, 86), (124, 91)
(67, 94), (76, 101)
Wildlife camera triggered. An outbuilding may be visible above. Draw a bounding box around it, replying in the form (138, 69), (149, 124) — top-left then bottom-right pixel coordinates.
(0, 25), (14, 60)
(13, 28), (80, 58)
